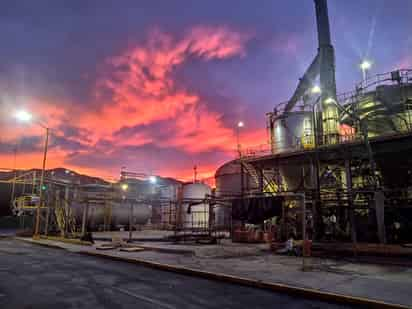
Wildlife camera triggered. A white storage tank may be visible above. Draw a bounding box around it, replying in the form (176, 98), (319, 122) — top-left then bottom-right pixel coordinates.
(182, 183), (211, 230)
(214, 161), (244, 228)
(268, 111), (314, 154)
(160, 183), (180, 227)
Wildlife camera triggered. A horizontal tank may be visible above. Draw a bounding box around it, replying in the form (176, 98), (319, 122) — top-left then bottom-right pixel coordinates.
(73, 183), (152, 229)
(268, 111), (314, 154)
(182, 183), (211, 230)
(109, 202), (152, 226)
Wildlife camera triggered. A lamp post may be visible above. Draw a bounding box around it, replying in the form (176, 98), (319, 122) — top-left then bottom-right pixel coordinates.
(121, 183), (133, 242)
(15, 110), (50, 238)
(360, 60), (372, 82)
(236, 121), (244, 157)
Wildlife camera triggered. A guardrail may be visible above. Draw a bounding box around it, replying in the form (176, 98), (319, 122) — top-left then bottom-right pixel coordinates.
(240, 132), (359, 159)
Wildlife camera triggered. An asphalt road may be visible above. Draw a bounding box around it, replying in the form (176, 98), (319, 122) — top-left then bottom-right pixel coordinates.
(0, 239), (354, 309)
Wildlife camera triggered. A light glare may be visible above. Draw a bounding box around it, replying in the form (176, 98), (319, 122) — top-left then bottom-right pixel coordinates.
(237, 121), (244, 128)
(311, 85), (321, 94)
(360, 60), (372, 70)
(15, 110), (33, 122)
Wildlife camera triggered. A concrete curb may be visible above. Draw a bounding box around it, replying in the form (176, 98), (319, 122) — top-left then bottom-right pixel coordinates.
(15, 237), (67, 250)
(39, 236), (93, 246)
(82, 251), (409, 309)
(131, 245), (194, 255)
(17, 237), (410, 309)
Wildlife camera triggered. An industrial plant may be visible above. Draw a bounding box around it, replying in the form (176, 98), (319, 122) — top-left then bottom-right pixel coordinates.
(4, 0), (412, 256)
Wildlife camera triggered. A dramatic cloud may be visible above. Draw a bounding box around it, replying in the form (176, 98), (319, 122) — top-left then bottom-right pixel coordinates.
(73, 26), (255, 161)
(2, 25), (261, 181)
(1, 0), (410, 183)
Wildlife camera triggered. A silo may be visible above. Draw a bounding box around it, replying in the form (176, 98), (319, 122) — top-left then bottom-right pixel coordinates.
(268, 111), (316, 190)
(159, 183), (180, 227)
(182, 183), (211, 230)
(269, 111), (314, 154)
(214, 161), (259, 228)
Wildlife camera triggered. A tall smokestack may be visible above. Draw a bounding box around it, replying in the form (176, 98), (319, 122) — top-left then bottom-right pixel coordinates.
(315, 0), (339, 143)
(284, 0), (340, 144)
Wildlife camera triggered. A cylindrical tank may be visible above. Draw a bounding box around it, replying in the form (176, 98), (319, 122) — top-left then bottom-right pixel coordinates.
(182, 183), (211, 230)
(269, 111), (314, 154)
(74, 184), (152, 229)
(110, 202), (152, 226)
(160, 183), (180, 227)
(214, 161), (259, 228)
(215, 160), (259, 196)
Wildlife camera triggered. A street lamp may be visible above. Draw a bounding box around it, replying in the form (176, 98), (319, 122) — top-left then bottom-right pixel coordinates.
(149, 176), (157, 184)
(120, 182), (133, 242)
(360, 60), (372, 81)
(14, 110), (50, 238)
(236, 121), (244, 157)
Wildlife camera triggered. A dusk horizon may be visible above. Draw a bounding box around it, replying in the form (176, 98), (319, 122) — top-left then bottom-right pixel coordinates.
(1, 0), (410, 182)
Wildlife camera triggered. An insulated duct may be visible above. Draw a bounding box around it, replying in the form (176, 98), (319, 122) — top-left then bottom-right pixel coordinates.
(285, 0), (339, 144)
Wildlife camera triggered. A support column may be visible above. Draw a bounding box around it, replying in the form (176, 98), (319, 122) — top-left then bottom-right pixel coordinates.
(81, 201), (89, 237)
(345, 159), (358, 255)
(44, 186), (50, 236)
(375, 191), (386, 244)
(64, 186), (69, 237)
(128, 202), (133, 242)
(258, 167), (264, 192)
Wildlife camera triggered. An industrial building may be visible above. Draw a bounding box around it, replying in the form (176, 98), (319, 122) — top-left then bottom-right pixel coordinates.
(215, 0), (412, 246)
(5, 0), (412, 250)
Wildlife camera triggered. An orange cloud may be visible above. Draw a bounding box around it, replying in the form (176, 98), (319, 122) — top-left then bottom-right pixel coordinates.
(2, 25), (267, 184)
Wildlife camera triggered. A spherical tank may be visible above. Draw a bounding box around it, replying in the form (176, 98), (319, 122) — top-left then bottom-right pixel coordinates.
(182, 183), (211, 229)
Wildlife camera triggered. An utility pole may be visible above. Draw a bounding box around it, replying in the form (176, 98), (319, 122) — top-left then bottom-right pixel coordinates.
(34, 127), (49, 237)
(10, 145), (18, 208)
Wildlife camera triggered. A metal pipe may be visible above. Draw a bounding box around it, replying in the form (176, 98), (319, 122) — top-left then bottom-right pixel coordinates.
(301, 193), (307, 271)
